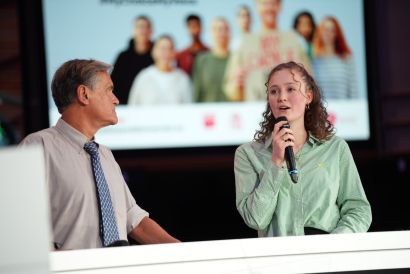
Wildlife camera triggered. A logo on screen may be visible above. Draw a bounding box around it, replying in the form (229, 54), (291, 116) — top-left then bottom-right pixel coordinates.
(203, 114), (216, 129)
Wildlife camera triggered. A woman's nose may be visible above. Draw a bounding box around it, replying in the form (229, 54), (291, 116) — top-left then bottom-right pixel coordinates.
(277, 90), (286, 101)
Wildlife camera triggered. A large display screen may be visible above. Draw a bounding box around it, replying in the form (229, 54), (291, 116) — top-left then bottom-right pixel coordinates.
(42, 0), (369, 150)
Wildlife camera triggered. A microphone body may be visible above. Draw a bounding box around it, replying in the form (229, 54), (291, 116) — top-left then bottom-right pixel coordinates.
(276, 116), (298, 184)
(106, 240), (130, 247)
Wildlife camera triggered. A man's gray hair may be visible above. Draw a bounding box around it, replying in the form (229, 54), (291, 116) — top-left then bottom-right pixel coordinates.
(51, 59), (111, 114)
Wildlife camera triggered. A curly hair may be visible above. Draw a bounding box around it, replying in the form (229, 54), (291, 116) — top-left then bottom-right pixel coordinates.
(254, 61), (334, 143)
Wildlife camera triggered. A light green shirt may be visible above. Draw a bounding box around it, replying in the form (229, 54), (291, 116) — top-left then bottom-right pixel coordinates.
(234, 133), (372, 237)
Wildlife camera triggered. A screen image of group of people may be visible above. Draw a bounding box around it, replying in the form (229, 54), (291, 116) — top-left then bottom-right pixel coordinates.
(18, 0), (371, 251)
(111, 0), (359, 106)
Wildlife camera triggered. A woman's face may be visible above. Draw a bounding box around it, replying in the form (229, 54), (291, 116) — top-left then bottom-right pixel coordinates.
(296, 15), (313, 41)
(238, 8), (251, 32)
(321, 19), (337, 46)
(153, 38), (175, 67)
(267, 69), (312, 123)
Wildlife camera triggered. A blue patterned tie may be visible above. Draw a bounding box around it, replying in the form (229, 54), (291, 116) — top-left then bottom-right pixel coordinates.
(84, 141), (120, 247)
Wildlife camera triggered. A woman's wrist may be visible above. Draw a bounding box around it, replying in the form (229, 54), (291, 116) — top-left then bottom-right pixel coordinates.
(272, 157), (284, 168)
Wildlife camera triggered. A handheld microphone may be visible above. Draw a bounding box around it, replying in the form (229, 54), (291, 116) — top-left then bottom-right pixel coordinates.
(275, 116), (298, 184)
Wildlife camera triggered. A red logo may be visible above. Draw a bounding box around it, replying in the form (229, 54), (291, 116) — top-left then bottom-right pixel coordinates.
(203, 114), (215, 129)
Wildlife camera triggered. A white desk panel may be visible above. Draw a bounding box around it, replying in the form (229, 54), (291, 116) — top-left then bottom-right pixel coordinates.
(0, 146), (51, 274)
(51, 231), (410, 273)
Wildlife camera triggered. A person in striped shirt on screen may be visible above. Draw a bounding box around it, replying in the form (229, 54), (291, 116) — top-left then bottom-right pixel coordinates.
(312, 16), (359, 100)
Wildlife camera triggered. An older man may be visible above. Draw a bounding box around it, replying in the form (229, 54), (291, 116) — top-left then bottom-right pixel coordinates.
(20, 59), (179, 250)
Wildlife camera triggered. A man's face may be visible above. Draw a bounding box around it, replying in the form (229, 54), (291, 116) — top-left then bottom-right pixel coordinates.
(86, 72), (119, 128)
(187, 19), (201, 38)
(256, 0), (281, 29)
(134, 18), (152, 42)
(212, 19), (230, 49)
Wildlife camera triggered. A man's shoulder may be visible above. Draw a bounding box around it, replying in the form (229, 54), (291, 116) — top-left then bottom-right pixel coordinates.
(196, 51), (210, 61)
(98, 143), (113, 154)
(19, 127), (58, 147)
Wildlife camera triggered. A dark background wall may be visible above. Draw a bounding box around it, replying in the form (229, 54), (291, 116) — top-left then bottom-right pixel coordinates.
(1, 0), (410, 242)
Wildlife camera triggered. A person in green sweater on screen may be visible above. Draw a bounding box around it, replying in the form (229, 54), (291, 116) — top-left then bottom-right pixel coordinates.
(192, 17), (230, 103)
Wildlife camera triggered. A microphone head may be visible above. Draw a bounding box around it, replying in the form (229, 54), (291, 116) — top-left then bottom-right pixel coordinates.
(275, 116), (288, 123)
(275, 116), (290, 130)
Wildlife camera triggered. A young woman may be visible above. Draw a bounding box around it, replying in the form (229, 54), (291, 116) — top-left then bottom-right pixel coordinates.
(234, 61), (371, 237)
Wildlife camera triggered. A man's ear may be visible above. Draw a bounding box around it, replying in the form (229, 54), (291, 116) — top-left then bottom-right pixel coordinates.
(76, 85), (90, 105)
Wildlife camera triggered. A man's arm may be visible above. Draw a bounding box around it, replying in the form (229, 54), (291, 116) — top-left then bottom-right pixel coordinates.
(129, 216), (180, 244)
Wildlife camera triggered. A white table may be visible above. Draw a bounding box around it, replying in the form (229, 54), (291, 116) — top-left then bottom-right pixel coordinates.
(50, 230), (410, 274)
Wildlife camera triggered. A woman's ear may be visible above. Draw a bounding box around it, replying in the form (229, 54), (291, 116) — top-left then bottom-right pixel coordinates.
(307, 89), (314, 104)
(76, 85), (90, 105)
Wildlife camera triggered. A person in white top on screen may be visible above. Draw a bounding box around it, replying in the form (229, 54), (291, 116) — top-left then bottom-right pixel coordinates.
(20, 59), (180, 250)
(128, 35), (192, 105)
(231, 5), (252, 51)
